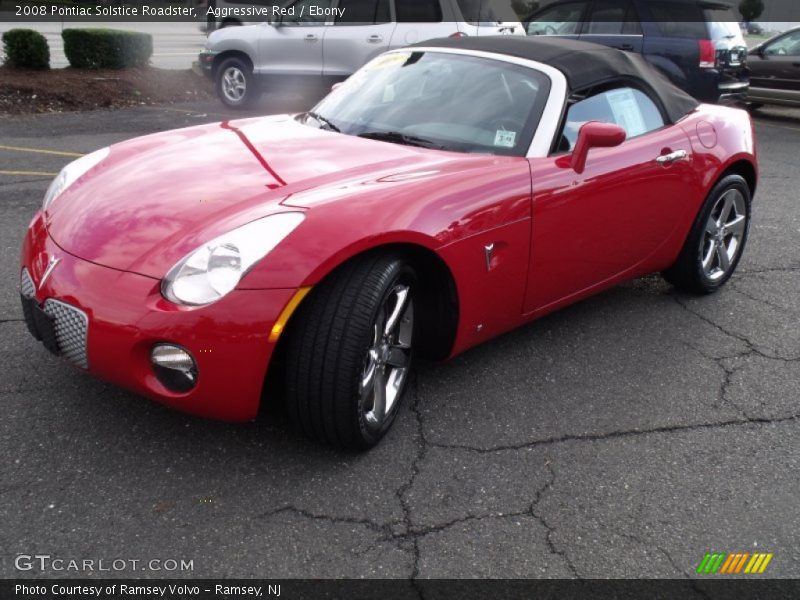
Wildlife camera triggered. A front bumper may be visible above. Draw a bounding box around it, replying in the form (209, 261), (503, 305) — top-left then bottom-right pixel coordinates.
(20, 213), (297, 421)
(198, 50), (216, 78)
(718, 81), (749, 104)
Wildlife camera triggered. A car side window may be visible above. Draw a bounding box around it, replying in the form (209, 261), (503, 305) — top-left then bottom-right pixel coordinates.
(334, 0), (390, 23)
(764, 31), (800, 56)
(395, 0), (443, 22)
(557, 87), (665, 153)
(526, 1), (588, 36)
(586, 0), (642, 36)
(281, 0), (332, 24)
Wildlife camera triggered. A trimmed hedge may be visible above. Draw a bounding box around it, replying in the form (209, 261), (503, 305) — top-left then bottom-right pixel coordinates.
(62, 29), (153, 69)
(2, 29), (50, 69)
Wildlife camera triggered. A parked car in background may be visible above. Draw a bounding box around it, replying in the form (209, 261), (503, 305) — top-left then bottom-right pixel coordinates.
(523, 0), (749, 103)
(741, 21), (763, 35)
(200, 0), (524, 107)
(746, 26), (800, 108)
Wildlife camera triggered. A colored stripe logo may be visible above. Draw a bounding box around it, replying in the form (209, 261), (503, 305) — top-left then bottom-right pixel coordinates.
(696, 552), (773, 574)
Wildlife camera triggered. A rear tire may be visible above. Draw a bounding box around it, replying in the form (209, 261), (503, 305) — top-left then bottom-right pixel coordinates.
(285, 254), (417, 450)
(215, 57), (259, 109)
(663, 174), (751, 294)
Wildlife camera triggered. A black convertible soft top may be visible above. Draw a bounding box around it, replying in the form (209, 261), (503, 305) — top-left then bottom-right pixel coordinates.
(412, 36), (699, 124)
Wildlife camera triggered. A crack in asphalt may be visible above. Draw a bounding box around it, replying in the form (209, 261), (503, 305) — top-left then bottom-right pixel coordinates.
(397, 376), (427, 594)
(738, 265), (800, 275)
(425, 412), (800, 454)
(418, 289), (800, 452)
(253, 381), (579, 583)
(670, 292), (800, 361)
(615, 530), (683, 575)
(250, 378), (588, 581)
(529, 461), (580, 578)
(256, 504), (389, 535)
(730, 280), (798, 316)
(615, 531), (711, 598)
(682, 342), (751, 419)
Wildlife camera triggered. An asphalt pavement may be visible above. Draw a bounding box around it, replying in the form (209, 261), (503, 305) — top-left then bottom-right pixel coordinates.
(1, 97), (799, 580)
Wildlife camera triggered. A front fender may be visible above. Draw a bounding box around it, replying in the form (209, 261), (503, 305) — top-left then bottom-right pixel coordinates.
(238, 159), (532, 290)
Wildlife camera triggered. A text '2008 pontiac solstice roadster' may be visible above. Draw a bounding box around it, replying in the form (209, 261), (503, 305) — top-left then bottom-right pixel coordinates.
(20, 37), (757, 449)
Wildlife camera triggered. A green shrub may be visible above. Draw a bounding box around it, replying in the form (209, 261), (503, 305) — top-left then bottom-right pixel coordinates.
(2, 29), (50, 69)
(62, 29), (153, 69)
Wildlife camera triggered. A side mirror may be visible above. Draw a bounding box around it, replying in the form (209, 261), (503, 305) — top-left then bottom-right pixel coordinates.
(570, 121), (626, 174)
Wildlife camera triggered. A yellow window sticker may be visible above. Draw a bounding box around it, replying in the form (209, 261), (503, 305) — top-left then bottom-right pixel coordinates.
(365, 52), (411, 71)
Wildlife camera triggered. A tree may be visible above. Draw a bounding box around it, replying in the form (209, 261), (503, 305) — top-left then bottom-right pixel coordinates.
(512, 0), (539, 19)
(739, 0), (765, 23)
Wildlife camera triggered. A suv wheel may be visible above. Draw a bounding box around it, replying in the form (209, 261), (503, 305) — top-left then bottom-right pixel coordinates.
(216, 57), (259, 109)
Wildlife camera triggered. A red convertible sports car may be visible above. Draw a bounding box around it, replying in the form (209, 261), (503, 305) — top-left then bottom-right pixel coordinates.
(20, 37), (757, 449)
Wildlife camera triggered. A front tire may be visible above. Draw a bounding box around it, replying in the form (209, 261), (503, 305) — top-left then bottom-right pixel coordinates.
(663, 174), (751, 294)
(285, 254), (417, 450)
(215, 57), (259, 109)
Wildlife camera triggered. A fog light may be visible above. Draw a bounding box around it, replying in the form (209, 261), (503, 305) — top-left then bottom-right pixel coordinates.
(151, 344), (197, 393)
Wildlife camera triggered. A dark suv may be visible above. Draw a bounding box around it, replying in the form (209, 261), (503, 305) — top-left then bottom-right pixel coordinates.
(523, 0), (749, 102)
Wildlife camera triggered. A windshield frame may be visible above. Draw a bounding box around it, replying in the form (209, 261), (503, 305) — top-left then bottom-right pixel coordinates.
(306, 48), (567, 159)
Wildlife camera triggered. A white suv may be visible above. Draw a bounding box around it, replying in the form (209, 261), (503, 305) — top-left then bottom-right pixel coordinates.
(199, 0), (523, 108)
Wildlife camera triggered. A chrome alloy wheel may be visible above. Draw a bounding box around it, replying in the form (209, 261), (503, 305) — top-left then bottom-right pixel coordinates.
(701, 188), (748, 281)
(221, 66), (246, 103)
(360, 284), (414, 432)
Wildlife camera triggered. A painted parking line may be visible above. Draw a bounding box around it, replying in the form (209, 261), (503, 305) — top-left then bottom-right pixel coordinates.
(0, 170), (58, 177)
(0, 144), (83, 158)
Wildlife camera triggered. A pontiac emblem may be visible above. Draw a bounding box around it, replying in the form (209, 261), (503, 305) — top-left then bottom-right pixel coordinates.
(39, 255), (60, 290)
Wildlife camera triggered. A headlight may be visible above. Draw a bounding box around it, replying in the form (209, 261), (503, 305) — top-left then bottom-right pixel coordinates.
(43, 147), (110, 212)
(162, 212), (305, 306)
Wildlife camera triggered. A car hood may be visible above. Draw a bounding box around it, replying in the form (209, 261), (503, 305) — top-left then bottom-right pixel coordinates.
(45, 115), (464, 278)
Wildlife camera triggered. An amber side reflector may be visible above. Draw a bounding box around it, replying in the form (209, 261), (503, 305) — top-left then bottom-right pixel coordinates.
(269, 286), (312, 342)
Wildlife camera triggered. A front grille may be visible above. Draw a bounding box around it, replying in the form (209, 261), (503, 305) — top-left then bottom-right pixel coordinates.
(42, 299), (89, 369)
(20, 268), (35, 299)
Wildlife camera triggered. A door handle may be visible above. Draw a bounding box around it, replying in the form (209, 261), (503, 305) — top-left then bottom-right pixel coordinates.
(304, 34), (318, 42)
(616, 44), (634, 51)
(656, 150), (689, 165)
(367, 35), (383, 43)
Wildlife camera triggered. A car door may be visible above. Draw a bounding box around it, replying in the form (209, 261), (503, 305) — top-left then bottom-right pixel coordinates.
(524, 0), (589, 39)
(322, 0), (395, 77)
(257, 0), (331, 76)
(524, 85), (695, 314)
(750, 29), (800, 94)
(578, 0), (643, 53)
(389, 0), (450, 48)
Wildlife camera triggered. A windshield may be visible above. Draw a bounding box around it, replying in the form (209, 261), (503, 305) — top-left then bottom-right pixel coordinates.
(705, 8), (745, 42)
(305, 51), (551, 156)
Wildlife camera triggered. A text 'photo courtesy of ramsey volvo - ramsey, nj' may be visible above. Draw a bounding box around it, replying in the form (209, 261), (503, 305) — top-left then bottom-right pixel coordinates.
(21, 37), (757, 450)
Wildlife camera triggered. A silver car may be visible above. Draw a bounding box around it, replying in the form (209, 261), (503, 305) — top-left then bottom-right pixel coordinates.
(199, 0), (524, 108)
